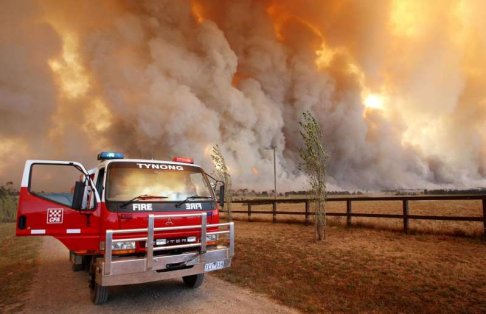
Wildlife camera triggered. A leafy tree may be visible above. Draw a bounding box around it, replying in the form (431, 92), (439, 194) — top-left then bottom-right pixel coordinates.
(211, 145), (232, 221)
(299, 111), (328, 241)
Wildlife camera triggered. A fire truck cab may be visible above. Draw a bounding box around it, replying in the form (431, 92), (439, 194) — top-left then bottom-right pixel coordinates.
(16, 152), (234, 304)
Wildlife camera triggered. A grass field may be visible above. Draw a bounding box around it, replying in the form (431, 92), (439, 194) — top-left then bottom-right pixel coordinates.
(1, 197), (483, 313)
(228, 199), (485, 237)
(214, 221), (486, 313)
(0, 223), (40, 312)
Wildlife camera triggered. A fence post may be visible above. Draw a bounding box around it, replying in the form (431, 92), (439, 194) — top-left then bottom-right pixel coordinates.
(272, 200), (277, 223)
(482, 198), (486, 238)
(346, 199), (352, 227)
(305, 200), (310, 225)
(248, 203), (252, 222)
(403, 199), (409, 234)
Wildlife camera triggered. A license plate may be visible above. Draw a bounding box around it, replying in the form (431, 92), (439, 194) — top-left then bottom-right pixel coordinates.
(204, 261), (225, 272)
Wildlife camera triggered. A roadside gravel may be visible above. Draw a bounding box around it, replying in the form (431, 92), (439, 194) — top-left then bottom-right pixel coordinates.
(22, 236), (298, 314)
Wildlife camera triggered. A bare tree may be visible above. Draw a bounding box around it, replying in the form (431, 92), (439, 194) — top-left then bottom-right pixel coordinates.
(299, 111), (328, 241)
(211, 145), (232, 221)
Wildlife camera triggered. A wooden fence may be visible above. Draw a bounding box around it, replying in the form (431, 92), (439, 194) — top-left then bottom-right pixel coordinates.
(221, 195), (486, 236)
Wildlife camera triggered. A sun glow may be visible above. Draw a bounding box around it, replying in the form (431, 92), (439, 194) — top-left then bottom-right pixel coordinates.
(364, 93), (385, 110)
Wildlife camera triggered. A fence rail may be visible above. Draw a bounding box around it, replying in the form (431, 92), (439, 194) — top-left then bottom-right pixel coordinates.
(221, 195), (486, 236)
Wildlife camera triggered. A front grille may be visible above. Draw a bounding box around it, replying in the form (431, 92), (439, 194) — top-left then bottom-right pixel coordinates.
(158, 237), (190, 246)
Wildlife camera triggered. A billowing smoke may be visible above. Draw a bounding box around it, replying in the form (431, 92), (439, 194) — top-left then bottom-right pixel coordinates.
(1, 0), (485, 191)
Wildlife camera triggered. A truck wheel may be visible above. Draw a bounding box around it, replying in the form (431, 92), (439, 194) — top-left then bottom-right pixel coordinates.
(90, 282), (109, 305)
(72, 263), (83, 272)
(70, 251), (83, 272)
(89, 257), (109, 304)
(81, 255), (92, 272)
(183, 273), (204, 288)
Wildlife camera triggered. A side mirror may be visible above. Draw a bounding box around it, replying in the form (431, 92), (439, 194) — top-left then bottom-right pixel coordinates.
(72, 181), (84, 210)
(219, 185), (225, 208)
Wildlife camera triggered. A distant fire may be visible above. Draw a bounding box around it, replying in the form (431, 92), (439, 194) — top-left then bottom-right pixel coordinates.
(191, 1), (206, 24)
(48, 31), (90, 99)
(1, 0), (485, 191)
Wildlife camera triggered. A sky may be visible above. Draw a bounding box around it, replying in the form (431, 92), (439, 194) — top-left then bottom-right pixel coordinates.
(1, 0), (486, 191)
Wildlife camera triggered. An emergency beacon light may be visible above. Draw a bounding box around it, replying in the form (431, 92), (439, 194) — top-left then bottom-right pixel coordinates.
(97, 152), (125, 161)
(172, 157), (194, 164)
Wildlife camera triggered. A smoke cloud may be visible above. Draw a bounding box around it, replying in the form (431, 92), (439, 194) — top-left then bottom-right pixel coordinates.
(1, 0), (485, 191)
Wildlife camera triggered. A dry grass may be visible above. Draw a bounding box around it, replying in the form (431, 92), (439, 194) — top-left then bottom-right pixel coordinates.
(214, 221), (486, 313)
(228, 199), (484, 237)
(0, 223), (40, 312)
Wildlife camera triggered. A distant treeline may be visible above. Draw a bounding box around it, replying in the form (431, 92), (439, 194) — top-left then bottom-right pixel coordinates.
(390, 188), (486, 196)
(233, 188), (486, 197)
(232, 189), (363, 197)
(423, 188), (486, 195)
(0, 182), (17, 222)
(284, 190), (364, 196)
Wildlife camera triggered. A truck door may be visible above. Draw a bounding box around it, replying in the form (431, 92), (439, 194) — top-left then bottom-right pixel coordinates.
(16, 160), (100, 249)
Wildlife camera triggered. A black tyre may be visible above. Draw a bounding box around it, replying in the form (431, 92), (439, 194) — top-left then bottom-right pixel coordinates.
(89, 257), (108, 304)
(182, 273), (204, 288)
(82, 255), (92, 272)
(90, 282), (109, 305)
(72, 263), (83, 272)
(70, 251), (83, 272)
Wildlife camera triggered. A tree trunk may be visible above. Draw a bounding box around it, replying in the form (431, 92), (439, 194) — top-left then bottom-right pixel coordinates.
(321, 197), (327, 240)
(315, 187), (326, 241)
(225, 175), (232, 222)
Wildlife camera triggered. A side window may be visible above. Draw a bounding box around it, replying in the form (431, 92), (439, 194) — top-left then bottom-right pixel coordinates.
(29, 164), (86, 207)
(96, 168), (105, 199)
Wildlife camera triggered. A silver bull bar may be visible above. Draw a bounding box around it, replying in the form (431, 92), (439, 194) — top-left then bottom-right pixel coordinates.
(96, 213), (234, 286)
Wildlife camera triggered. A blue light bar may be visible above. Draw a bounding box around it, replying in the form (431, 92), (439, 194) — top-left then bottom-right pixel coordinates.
(97, 152), (125, 161)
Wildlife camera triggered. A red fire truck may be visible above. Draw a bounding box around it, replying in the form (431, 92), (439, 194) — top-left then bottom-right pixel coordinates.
(16, 152), (234, 304)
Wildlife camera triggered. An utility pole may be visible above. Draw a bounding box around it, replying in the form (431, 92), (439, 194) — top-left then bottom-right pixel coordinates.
(266, 146), (277, 199)
(273, 146), (277, 201)
(266, 145), (277, 223)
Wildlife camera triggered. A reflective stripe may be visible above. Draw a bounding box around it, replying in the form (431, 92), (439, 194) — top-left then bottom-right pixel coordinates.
(31, 229), (46, 235)
(66, 229), (81, 234)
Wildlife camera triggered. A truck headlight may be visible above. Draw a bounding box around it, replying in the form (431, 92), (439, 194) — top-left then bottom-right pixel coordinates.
(206, 234), (218, 242)
(112, 241), (136, 250)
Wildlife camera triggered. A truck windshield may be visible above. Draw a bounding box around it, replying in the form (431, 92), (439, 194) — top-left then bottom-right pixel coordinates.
(106, 162), (213, 202)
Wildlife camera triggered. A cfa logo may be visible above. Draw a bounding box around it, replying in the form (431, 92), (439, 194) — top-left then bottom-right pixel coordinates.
(132, 204), (153, 211)
(47, 208), (63, 224)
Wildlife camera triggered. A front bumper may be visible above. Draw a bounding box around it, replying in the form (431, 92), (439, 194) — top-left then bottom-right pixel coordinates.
(96, 246), (231, 286)
(96, 213), (234, 287)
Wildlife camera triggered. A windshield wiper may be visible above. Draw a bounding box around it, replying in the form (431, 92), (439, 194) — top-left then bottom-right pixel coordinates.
(175, 195), (212, 208)
(120, 195), (168, 208)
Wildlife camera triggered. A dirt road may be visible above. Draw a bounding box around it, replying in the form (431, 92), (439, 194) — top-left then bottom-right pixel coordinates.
(22, 236), (298, 314)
